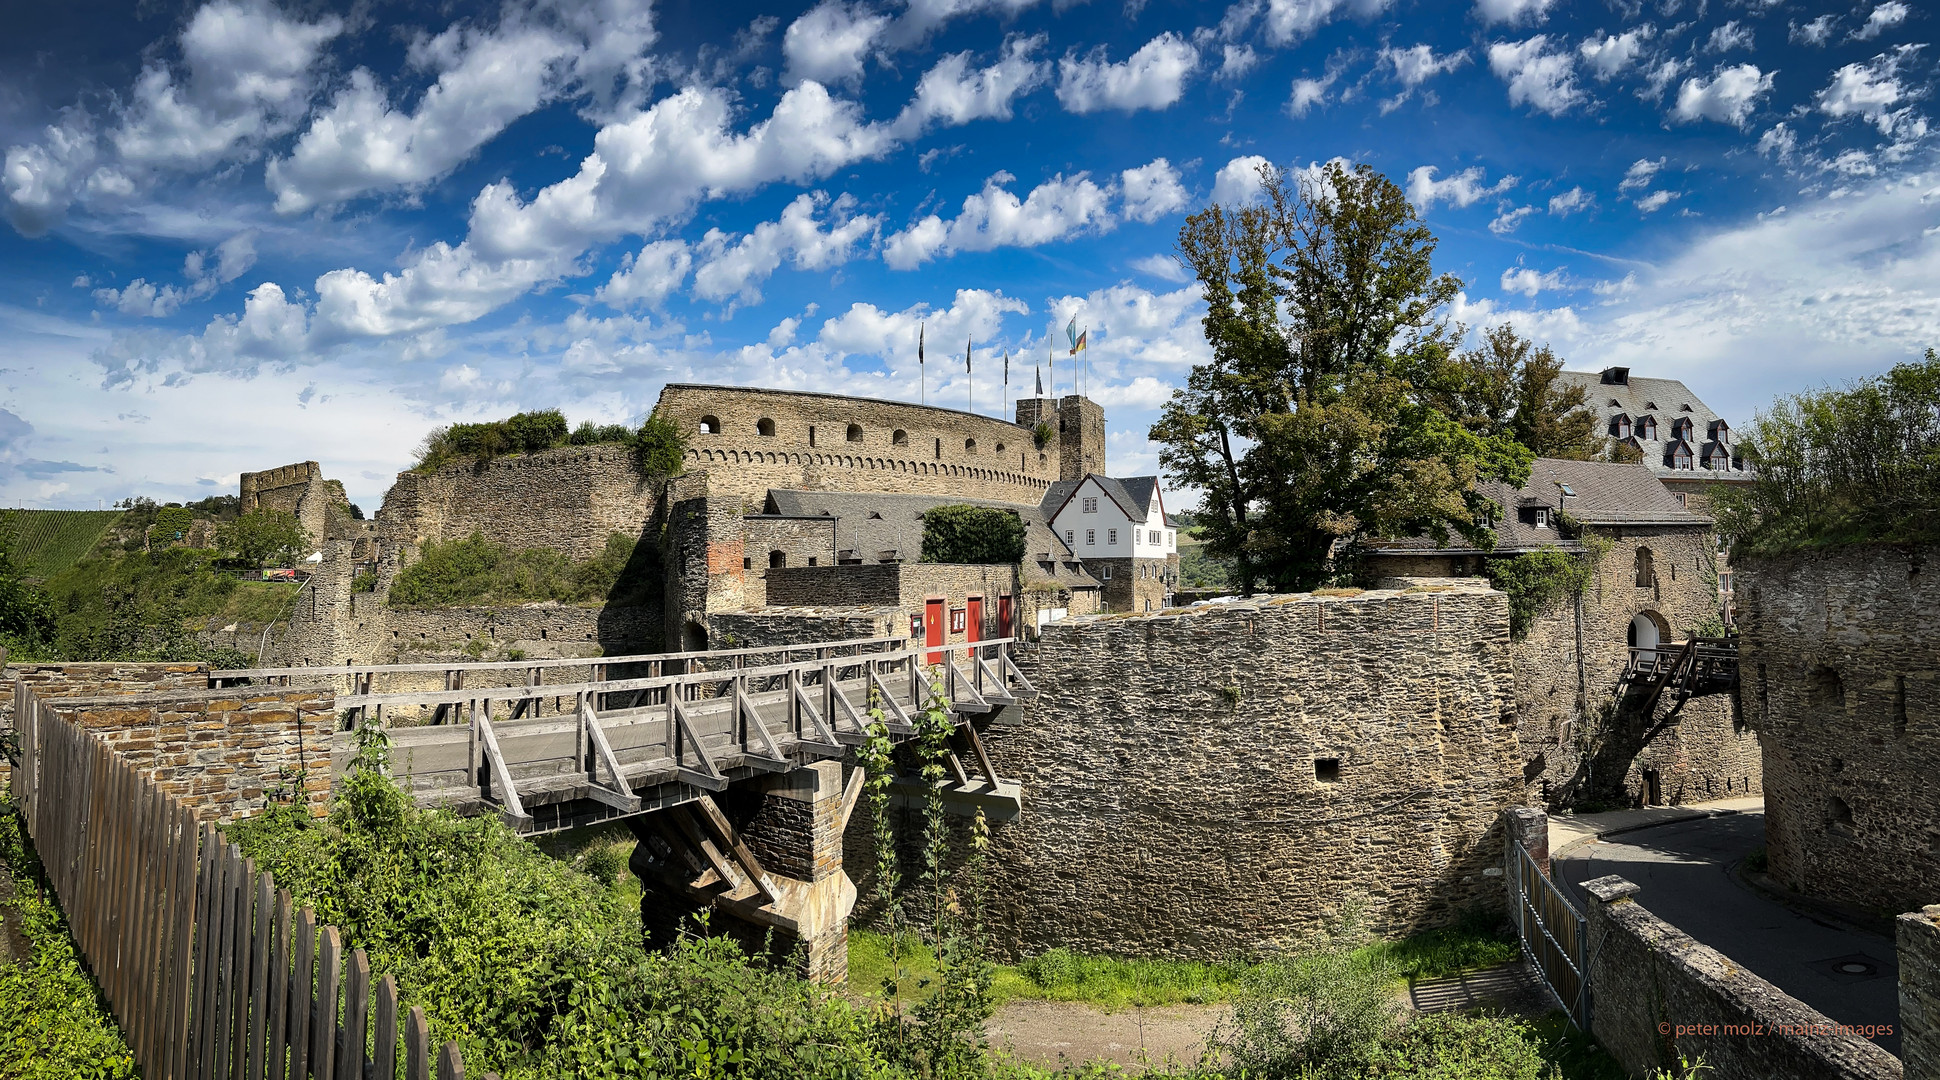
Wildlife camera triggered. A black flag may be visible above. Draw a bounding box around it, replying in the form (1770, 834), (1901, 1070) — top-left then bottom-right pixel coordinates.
(1036, 365), (1043, 396)
(918, 322), (925, 364)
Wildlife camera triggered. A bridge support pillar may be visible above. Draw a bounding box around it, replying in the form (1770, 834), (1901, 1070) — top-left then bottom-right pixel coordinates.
(742, 760), (855, 984)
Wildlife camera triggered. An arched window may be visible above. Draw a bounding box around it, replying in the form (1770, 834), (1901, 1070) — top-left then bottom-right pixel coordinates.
(756, 417), (776, 436)
(847, 423), (864, 443)
(995, 442), (1005, 453)
(965, 438), (977, 454)
(698, 415), (720, 434)
(892, 429), (908, 446)
(769, 550), (786, 569)
(1633, 547), (1654, 588)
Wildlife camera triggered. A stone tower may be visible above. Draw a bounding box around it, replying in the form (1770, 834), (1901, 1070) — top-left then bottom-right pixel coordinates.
(1015, 395), (1106, 483)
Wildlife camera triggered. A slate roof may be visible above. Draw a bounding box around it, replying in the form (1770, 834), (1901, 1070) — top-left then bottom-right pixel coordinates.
(1555, 368), (1752, 482)
(1041, 474), (1164, 521)
(1367, 458), (1711, 555)
(761, 489), (1100, 590)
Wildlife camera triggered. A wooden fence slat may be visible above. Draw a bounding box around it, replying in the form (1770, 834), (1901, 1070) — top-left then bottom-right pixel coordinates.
(230, 855), (257, 1079)
(165, 805), (200, 1080)
(373, 976), (398, 1080)
(404, 1007), (429, 1080)
(313, 927), (341, 1080)
(289, 908), (316, 1080)
(136, 782), (168, 1072)
(338, 949), (369, 1080)
(266, 890), (292, 1080)
(212, 846), (241, 1080)
(191, 823), (223, 1080)
(249, 870), (272, 1080)
(436, 1042), (463, 1080)
(100, 756), (126, 1022)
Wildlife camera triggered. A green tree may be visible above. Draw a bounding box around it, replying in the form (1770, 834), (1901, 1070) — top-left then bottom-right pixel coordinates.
(1152, 160), (1533, 593)
(633, 411), (687, 477)
(1437, 324), (1604, 460)
(920, 505), (1026, 564)
(216, 509), (311, 568)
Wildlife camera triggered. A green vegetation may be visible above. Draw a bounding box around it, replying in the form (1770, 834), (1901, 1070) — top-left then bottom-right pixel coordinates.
(0, 789), (138, 1080)
(0, 510), (124, 583)
(1486, 548), (1594, 641)
(215, 509), (312, 569)
(922, 505), (1027, 564)
(387, 531), (655, 608)
(1715, 349), (1940, 556)
(36, 545), (267, 666)
(412, 409), (687, 478)
(1434, 325), (1605, 463)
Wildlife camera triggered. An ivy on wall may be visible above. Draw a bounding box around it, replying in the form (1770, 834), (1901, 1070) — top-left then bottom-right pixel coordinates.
(920, 506), (1026, 565)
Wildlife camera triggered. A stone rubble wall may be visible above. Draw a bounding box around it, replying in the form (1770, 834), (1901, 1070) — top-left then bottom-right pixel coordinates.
(1, 662), (216, 787)
(1737, 545), (1940, 917)
(40, 685), (335, 821)
(1580, 874), (1902, 1080)
(709, 608), (900, 650)
(1901, 906), (1940, 1080)
(764, 562), (1026, 645)
(375, 445), (661, 560)
(917, 582), (1524, 961)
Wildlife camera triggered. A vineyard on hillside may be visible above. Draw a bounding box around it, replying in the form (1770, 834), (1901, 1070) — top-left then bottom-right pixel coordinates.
(0, 509), (124, 581)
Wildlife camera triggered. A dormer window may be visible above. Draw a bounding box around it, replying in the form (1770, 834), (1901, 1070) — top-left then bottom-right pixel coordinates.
(1646, 401), (1659, 411)
(1670, 444), (1693, 470)
(1704, 445), (1730, 470)
(1671, 418), (1693, 441)
(1637, 416), (1657, 440)
(1709, 420), (1731, 443)
(1610, 414), (1631, 440)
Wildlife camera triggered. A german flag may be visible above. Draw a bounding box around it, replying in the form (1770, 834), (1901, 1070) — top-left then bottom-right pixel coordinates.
(1068, 329), (1087, 356)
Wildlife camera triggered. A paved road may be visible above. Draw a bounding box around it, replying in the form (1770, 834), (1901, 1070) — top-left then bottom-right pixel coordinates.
(1556, 809), (1902, 1056)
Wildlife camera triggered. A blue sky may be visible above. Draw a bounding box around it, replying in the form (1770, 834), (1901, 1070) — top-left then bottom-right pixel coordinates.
(0, 0), (1934, 512)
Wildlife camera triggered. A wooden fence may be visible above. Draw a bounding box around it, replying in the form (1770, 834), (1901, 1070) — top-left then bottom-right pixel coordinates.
(13, 686), (489, 1080)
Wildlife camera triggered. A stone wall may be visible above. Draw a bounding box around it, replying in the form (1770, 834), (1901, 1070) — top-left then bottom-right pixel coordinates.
(710, 608), (900, 650)
(1089, 554), (1178, 613)
(41, 685), (334, 821)
(663, 471), (750, 651)
(1737, 545), (1940, 917)
(375, 445), (661, 560)
(742, 516), (839, 606)
(241, 460), (350, 543)
(1901, 906), (1940, 1080)
(926, 583), (1522, 960)
(656, 384), (1080, 505)
(2, 662), (216, 786)
(1580, 874), (1902, 1080)
(765, 563), (1025, 645)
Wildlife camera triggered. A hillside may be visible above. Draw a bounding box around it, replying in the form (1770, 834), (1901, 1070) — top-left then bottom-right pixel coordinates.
(0, 509), (124, 582)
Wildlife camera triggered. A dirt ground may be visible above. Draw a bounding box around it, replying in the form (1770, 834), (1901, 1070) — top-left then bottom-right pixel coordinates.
(985, 1000), (1223, 1071)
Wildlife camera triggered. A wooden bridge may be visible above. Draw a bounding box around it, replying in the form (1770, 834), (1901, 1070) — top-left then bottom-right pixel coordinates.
(1614, 635), (1739, 721)
(213, 635), (1037, 836)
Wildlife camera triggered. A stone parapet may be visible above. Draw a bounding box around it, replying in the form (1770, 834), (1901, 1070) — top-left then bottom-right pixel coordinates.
(1902, 906), (1940, 1080)
(1583, 874), (1902, 1080)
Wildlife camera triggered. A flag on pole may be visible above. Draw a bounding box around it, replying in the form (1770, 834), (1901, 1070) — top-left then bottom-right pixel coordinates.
(1068, 329), (1087, 356)
(1035, 364), (1043, 397)
(918, 322), (925, 364)
(918, 322), (926, 404)
(1003, 349), (1009, 386)
(1065, 316), (1078, 350)
(965, 336), (973, 372)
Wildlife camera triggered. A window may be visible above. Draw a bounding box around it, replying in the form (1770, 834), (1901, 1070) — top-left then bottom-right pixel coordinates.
(965, 438), (977, 454)
(935, 438), (942, 459)
(756, 417), (775, 436)
(1108, 528), (1118, 544)
(1534, 508), (1551, 529)
(698, 415), (720, 434)
(1639, 416), (1657, 440)
(1082, 497), (1098, 513)
(1314, 758), (1341, 783)
(1166, 531), (1174, 546)
(769, 551), (786, 569)
(1101, 564), (1111, 579)
(807, 556), (818, 566)
(1085, 529), (1095, 545)
(1611, 415), (1631, 440)
(1672, 444), (1693, 469)
(1065, 529), (1074, 543)
(847, 423), (863, 443)
(808, 426), (816, 447)
(1676, 492), (1688, 508)
(995, 442), (1005, 453)
(892, 429), (908, 446)
(1151, 529), (1161, 545)
(1634, 547), (1654, 588)
(742, 557), (752, 569)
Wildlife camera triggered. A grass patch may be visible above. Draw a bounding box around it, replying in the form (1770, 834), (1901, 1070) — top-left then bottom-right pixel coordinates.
(851, 910), (1519, 1012)
(201, 579), (304, 625)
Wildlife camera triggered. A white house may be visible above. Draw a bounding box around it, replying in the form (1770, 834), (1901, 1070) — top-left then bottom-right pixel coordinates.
(1042, 475), (1179, 611)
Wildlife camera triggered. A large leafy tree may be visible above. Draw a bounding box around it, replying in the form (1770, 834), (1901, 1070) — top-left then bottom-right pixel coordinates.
(1151, 161), (1534, 592)
(1435, 324), (1605, 461)
(217, 509), (311, 569)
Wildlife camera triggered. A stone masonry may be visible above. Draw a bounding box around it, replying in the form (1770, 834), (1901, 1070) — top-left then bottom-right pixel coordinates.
(1579, 873), (1901, 1080)
(1902, 906), (1940, 1080)
(1737, 545), (1940, 917)
(376, 444), (661, 560)
(241, 460), (351, 543)
(919, 582), (1523, 960)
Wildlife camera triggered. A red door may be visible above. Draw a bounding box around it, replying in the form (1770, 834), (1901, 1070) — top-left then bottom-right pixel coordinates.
(966, 595), (982, 660)
(925, 597), (945, 666)
(998, 595), (1013, 641)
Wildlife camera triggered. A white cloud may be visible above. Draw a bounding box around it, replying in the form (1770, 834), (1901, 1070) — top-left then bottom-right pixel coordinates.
(212, 230), (257, 283)
(1488, 36), (1582, 116)
(1259, 0), (1394, 46)
(1131, 253), (1191, 282)
(1217, 44), (1261, 81)
(1579, 26), (1653, 80)
(1705, 21), (1753, 53)
(1791, 15), (1836, 46)
(1501, 265), (1568, 296)
(815, 287), (1028, 356)
(597, 240), (693, 309)
(1548, 186), (1590, 215)
(1055, 32), (1199, 114)
(1818, 47), (1926, 136)
(883, 171), (1115, 268)
(1756, 123), (1798, 161)
(1489, 205), (1537, 234)
(1407, 164), (1518, 210)
(1673, 64), (1775, 127)
(782, 1), (890, 87)
(1635, 189), (1679, 213)
(1474, 0), (1553, 27)
(891, 36), (1050, 136)
(1619, 157), (1664, 192)
(692, 192), (878, 304)
(886, 0), (1047, 47)
(1120, 158), (1189, 223)
(4, 0), (343, 234)
(1212, 155), (1272, 204)
(1640, 57), (1690, 102)
(1382, 44), (1471, 87)
(1851, 3), (1910, 42)
(94, 279), (189, 318)
(1289, 72), (1337, 116)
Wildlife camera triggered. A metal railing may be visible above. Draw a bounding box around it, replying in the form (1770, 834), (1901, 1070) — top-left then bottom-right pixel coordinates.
(1506, 839), (1589, 1029)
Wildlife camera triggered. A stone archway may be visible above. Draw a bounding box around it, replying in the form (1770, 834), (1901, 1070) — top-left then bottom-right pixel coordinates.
(1628, 610), (1669, 652)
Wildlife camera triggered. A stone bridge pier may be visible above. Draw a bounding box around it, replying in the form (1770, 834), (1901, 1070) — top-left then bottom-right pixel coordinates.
(626, 760), (861, 982)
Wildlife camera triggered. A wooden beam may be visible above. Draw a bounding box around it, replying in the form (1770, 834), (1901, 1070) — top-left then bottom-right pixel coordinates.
(835, 766), (867, 835)
(733, 684), (789, 769)
(1001, 651), (1038, 697)
(668, 806), (747, 897)
(578, 701), (641, 812)
(946, 657), (988, 708)
(690, 796), (782, 905)
(472, 709), (529, 824)
(962, 723), (1003, 786)
(669, 696), (727, 789)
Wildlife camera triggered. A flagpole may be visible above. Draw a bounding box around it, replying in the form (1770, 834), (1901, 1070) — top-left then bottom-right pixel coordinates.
(919, 321), (926, 406)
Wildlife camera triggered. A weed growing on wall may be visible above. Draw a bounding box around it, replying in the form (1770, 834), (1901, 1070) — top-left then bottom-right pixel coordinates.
(1486, 547), (1594, 640)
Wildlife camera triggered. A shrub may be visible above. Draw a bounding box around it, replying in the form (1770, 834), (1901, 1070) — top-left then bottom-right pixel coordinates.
(1485, 547), (1593, 641)
(388, 532), (645, 607)
(921, 506), (1026, 564)
(149, 506), (193, 542)
(1210, 916), (1404, 1078)
(568, 421), (634, 446)
(1359, 1011), (1549, 1080)
(634, 412), (686, 477)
